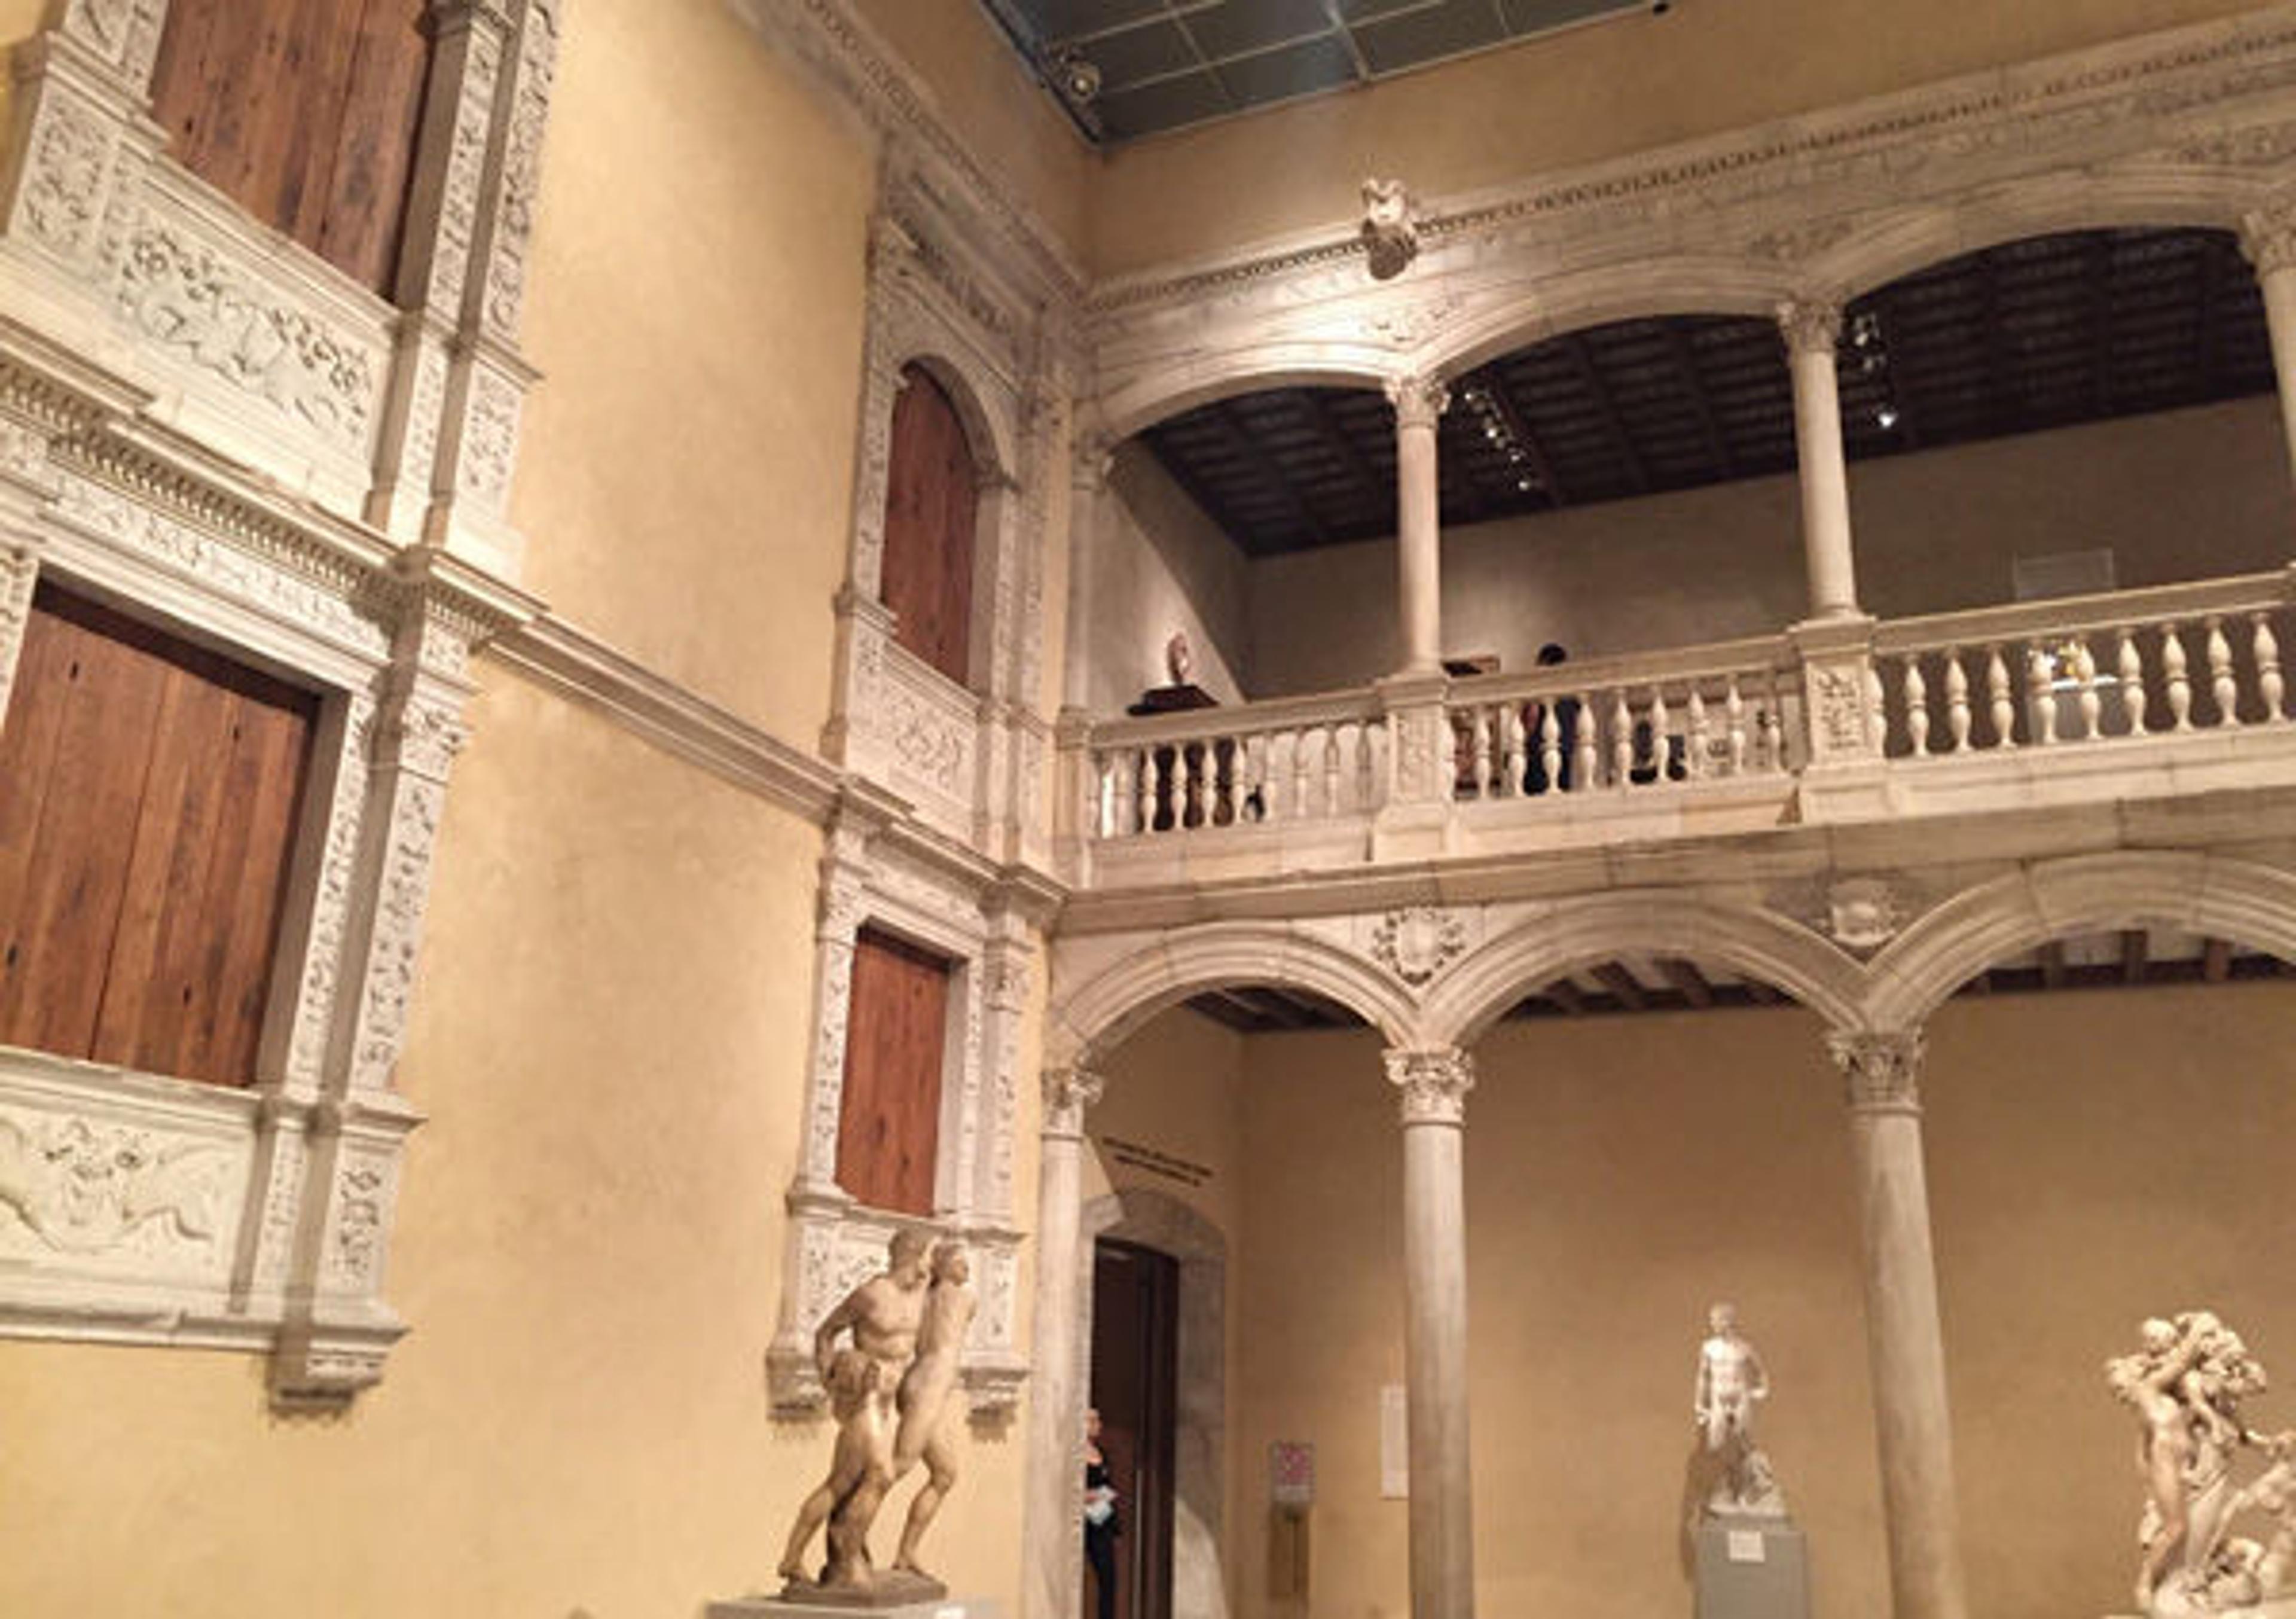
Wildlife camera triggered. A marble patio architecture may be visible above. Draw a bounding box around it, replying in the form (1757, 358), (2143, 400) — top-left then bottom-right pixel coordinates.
(5, 3), (2296, 1618)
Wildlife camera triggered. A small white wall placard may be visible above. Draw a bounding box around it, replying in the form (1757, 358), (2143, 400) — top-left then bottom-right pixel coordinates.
(1380, 1383), (1409, 1499)
(1726, 1530), (1768, 1564)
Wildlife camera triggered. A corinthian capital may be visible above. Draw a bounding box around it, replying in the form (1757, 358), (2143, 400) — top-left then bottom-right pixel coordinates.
(1827, 1029), (1925, 1114)
(1385, 373), (1451, 432)
(2243, 204), (2296, 277)
(1384, 1046), (1476, 1126)
(1776, 297), (1844, 356)
(1041, 1066), (1105, 1138)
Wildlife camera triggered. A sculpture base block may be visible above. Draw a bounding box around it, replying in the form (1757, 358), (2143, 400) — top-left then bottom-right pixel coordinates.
(2105, 1602), (2296, 1619)
(707, 1596), (1000, 1619)
(1694, 1517), (1809, 1619)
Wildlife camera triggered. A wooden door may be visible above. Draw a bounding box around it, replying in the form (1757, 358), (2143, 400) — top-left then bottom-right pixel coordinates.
(880, 365), (979, 685)
(1091, 1239), (1180, 1619)
(835, 926), (950, 1215)
(0, 585), (317, 1087)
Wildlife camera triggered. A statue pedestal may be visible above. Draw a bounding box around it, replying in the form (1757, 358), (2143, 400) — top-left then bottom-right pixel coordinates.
(1694, 1516), (1809, 1619)
(707, 1597), (1002, 1619)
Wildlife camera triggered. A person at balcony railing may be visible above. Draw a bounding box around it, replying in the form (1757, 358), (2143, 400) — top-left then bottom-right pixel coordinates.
(1526, 642), (1581, 795)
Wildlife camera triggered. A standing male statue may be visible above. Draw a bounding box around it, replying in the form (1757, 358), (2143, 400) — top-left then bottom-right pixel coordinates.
(890, 1240), (978, 1581)
(1694, 1301), (1787, 1517)
(778, 1228), (934, 1593)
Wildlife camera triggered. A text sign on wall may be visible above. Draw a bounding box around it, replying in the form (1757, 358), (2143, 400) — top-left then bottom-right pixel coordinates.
(1271, 1441), (1315, 1507)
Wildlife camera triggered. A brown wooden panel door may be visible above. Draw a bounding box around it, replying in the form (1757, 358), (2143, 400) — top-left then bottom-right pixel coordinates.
(0, 586), (316, 1087)
(835, 927), (950, 1215)
(149, 0), (432, 296)
(880, 365), (979, 685)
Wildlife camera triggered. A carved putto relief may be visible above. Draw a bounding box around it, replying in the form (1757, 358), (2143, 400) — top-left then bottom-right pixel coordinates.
(0, 1114), (229, 1256)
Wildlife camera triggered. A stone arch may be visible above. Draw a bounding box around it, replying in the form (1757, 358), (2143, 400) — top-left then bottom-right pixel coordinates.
(889, 345), (1019, 485)
(1099, 353), (1391, 443)
(1046, 922), (1421, 1068)
(1427, 256), (1799, 380)
(1864, 851), (2296, 1030)
(1420, 892), (1868, 1048)
(1810, 170), (2263, 302)
(1079, 1187), (1233, 1619)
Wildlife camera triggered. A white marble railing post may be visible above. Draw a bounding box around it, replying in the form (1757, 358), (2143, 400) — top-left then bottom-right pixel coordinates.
(1388, 375), (1451, 676)
(1024, 1065), (1106, 1619)
(2241, 206), (2296, 517)
(1827, 1030), (1970, 1619)
(1387, 1046), (1479, 1619)
(1781, 301), (1862, 621)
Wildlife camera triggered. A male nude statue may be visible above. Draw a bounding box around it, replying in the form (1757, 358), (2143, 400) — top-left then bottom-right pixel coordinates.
(1694, 1302), (1784, 1515)
(891, 1240), (978, 1579)
(778, 1228), (933, 1590)
(2108, 1316), (2210, 1609)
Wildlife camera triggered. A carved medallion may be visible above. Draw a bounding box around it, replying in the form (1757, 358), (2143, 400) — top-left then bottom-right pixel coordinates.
(1372, 907), (1468, 987)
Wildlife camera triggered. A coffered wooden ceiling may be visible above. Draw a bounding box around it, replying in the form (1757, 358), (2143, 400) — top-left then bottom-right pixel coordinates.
(979, 0), (1660, 144)
(1139, 227), (2276, 559)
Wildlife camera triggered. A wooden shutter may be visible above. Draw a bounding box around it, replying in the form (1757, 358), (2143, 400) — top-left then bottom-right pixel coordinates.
(0, 586), (317, 1087)
(880, 365), (979, 685)
(149, 0), (433, 297)
(835, 926), (950, 1215)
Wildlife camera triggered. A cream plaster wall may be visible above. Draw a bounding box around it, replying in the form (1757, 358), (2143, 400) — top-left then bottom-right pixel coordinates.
(1216, 981), (2296, 1619)
(1245, 396), (2293, 694)
(1089, 441), (1256, 715)
(849, 0), (1091, 263)
(0, 673), (1036, 1615)
(511, 0), (874, 747)
(1088, 0), (2276, 275)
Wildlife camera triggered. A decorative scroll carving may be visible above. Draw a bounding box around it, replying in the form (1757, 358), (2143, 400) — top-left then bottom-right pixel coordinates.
(20, 93), (110, 259)
(481, 0), (560, 338)
(1384, 372), (1450, 432)
(1371, 907), (1468, 988)
(0, 550), (38, 721)
(115, 225), (381, 453)
(455, 368), (521, 506)
(1812, 666), (1870, 752)
(1828, 1029), (1925, 1113)
(286, 699), (377, 1090)
(350, 777), (448, 1093)
(0, 1114), (230, 1256)
(429, 23), (505, 315)
(1385, 1047), (1475, 1126)
(887, 683), (971, 798)
(1041, 1067), (1104, 1139)
(61, 0), (164, 82)
(325, 1161), (390, 1288)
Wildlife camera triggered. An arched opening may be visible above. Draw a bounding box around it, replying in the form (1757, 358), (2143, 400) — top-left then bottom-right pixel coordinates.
(882, 361), (985, 687)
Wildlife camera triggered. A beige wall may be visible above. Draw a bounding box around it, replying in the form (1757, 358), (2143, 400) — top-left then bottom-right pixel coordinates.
(0, 673), (1031, 1617)
(512, 0), (875, 748)
(1246, 397), (2293, 694)
(1205, 980), (2296, 1619)
(850, 0), (1091, 263)
(1089, 0), (2273, 275)
(1089, 443), (1256, 715)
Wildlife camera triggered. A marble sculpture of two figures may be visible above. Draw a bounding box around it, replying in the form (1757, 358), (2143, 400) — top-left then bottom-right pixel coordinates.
(777, 1230), (975, 1605)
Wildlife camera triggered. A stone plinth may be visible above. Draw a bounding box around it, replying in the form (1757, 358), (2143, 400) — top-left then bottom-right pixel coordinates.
(707, 1596), (1002, 1619)
(1694, 1517), (1809, 1619)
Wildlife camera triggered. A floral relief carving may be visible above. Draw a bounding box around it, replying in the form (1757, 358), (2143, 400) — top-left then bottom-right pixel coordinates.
(1362, 294), (1464, 350)
(1828, 1030), (1925, 1113)
(1812, 666), (1870, 752)
(1371, 907), (1469, 988)
(21, 95), (110, 259)
(1384, 1047), (1476, 1126)
(805, 934), (856, 1181)
(888, 687), (971, 799)
(455, 370), (520, 505)
(326, 1163), (388, 1288)
(482, 0), (560, 337)
(0, 551), (36, 719)
(287, 700), (375, 1089)
(429, 31), (503, 314)
(0, 1114), (230, 1256)
(254, 1129), (308, 1288)
(352, 779), (445, 1091)
(115, 227), (381, 453)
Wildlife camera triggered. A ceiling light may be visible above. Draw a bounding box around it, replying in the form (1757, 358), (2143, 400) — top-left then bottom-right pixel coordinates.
(1876, 404), (1900, 429)
(1052, 50), (1100, 105)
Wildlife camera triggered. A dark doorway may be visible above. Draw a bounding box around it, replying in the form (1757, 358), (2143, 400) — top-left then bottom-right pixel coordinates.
(1089, 1239), (1179, 1619)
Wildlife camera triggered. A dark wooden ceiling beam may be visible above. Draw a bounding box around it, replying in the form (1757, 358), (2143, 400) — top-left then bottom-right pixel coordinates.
(2039, 941), (2068, 990)
(2121, 928), (2150, 986)
(2204, 937), (2234, 984)
(1303, 391), (1389, 510)
(1218, 404), (1332, 547)
(1744, 979), (1783, 1006)
(1561, 333), (1650, 494)
(1666, 326), (1736, 480)
(1657, 958), (1714, 1008)
(1543, 977), (1587, 1016)
(1593, 961), (1648, 1010)
(1148, 428), (1265, 551)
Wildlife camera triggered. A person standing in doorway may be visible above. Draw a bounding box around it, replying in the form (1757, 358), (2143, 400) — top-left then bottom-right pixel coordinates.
(1083, 1406), (1120, 1619)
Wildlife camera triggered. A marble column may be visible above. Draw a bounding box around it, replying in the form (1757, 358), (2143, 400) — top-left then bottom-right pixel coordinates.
(1828, 1030), (1970, 1619)
(1387, 1046), (1478, 1619)
(1062, 435), (1111, 715)
(2240, 208), (2296, 509)
(1023, 1065), (1104, 1619)
(1781, 301), (1862, 621)
(1387, 375), (1451, 676)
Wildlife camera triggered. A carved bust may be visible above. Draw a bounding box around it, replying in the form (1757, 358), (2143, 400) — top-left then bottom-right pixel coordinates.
(1360, 177), (1420, 280)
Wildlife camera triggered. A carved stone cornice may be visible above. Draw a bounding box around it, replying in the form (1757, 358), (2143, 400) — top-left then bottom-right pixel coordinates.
(1041, 1066), (1105, 1139)
(1828, 1029), (1926, 1115)
(1385, 1046), (1475, 1126)
(1778, 298), (1845, 356)
(1385, 373), (1451, 432)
